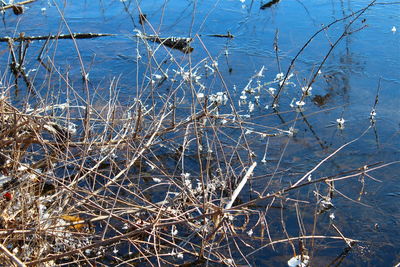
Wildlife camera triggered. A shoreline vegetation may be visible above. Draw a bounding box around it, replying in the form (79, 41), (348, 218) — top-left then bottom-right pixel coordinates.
(0, 0), (398, 266)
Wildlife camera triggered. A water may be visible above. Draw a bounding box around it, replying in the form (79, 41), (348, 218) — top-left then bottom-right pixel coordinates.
(0, 0), (399, 266)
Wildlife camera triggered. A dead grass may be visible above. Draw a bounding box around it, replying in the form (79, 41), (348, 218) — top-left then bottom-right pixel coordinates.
(0, 0), (396, 266)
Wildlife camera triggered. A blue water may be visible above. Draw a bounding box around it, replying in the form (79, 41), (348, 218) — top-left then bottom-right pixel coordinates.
(0, 0), (399, 266)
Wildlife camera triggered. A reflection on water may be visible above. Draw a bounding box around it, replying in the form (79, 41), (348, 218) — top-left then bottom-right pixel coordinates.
(0, 0), (399, 265)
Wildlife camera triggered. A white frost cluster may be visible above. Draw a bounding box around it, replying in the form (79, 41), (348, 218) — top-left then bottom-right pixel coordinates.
(173, 68), (201, 83)
(208, 92), (228, 106)
(301, 86), (312, 96)
(196, 92), (205, 101)
(336, 118), (346, 129)
(287, 255), (310, 267)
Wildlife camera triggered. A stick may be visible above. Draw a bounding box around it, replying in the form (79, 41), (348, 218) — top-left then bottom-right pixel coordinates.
(0, 243), (26, 267)
(331, 224), (354, 247)
(246, 235), (359, 257)
(225, 162), (257, 209)
(0, 0), (36, 11)
(0, 33), (115, 42)
(291, 127), (370, 188)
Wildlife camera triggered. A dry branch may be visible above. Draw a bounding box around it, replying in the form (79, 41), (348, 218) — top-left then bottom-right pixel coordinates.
(0, 33), (115, 42)
(0, 0), (36, 11)
(0, 243), (26, 267)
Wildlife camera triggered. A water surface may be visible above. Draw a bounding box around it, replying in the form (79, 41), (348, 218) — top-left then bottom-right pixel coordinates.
(0, 0), (399, 266)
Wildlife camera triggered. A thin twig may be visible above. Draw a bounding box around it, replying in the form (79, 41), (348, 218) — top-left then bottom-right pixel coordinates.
(0, 243), (26, 267)
(0, 0), (36, 11)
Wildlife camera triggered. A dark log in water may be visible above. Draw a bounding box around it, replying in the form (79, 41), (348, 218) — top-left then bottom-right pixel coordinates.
(139, 13), (147, 25)
(260, 0), (281, 10)
(144, 36), (194, 53)
(207, 32), (234, 38)
(0, 33), (115, 42)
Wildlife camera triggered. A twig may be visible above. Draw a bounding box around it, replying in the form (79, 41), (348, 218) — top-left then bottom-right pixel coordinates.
(232, 161), (390, 210)
(225, 162), (257, 209)
(0, 33), (115, 42)
(26, 210), (221, 266)
(246, 235), (360, 257)
(291, 126), (370, 188)
(272, 0), (376, 105)
(331, 224), (354, 247)
(0, 0), (36, 11)
(274, 29), (281, 73)
(0, 243), (26, 267)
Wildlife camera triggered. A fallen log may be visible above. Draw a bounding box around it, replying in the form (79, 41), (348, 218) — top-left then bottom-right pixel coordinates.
(0, 32), (115, 42)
